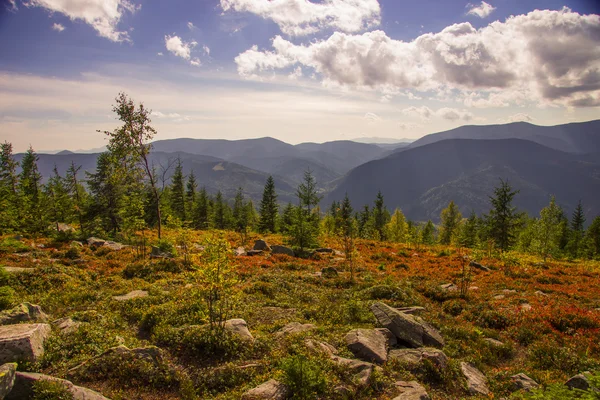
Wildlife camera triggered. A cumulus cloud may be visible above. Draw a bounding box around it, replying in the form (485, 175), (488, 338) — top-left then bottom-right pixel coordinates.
(364, 112), (381, 123)
(220, 0), (381, 36)
(7, 0), (17, 11)
(25, 0), (139, 42)
(52, 22), (65, 32)
(466, 1), (495, 18)
(402, 106), (433, 120)
(436, 107), (474, 121)
(506, 113), (533, 123)
(165, 35), (200, 66)
(235, 8), (600, 108)
(288, 66), (303, 80)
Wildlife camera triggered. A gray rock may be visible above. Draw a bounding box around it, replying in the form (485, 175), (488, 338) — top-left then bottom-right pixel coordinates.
(0, 363), (16, 399)
(276, 322), (316, 337)
(376, 327), (397, 347)
(7, 372), (110, 400)
(1, 267), (34, 274)
(388, 348), (448, 370)
(393, 381), (430, 400)
(52, 317), (82, 334)
(345, 328), (388, 364)
(271, 245), (295, 257)
(112, 290), (148, 301)
(502, 289), (517, 294)
(0, 323), (51, 363)
(371, 302), (444, 348)
(241, 379), (288, 400)
(565, 373), (592, 391)
(305, 339), (337, 356)
(331, 356), (375, 387)
(0, 303), (48, 325)
(104, 241), (126, 251)
(321, 266), (338, 278)
(314, 248), (334, 253)
(224, 319), (254, 342)
(396, 306), (426, 315)
(87, 237), (106, 247)
(440, 283), (458, 292)
(493, 295), (505, 300)
(150, 246), (170, 258)
(253, 240), (271, 251)
(469, 261), (490, 271)
(247, 250), (264, 256)
(235, 247), (247, 256)
(520, 303), (532, 311)
(511, 373), (539, 392)
(483, 338), (504, 347)
(460, 362), (490, 396)
(535, 290), (549, 297)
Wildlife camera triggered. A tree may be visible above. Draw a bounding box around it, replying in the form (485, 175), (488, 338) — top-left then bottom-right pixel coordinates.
(45, 165), (72, 232)
(86, 152), (125, 236)
(372, 191), (389, 241)
(0, 142), (19, 233)
(567, 200), (586, 257)
(192, 187), (210, 230)
(101, 92), (164, 238)
(19, 146), (45, 234)
(186, 170), (197, 219)
(486, 179), (520, 251)
(213, 191), (227, 230)
(459, 211), (479, 248)
(280, 202), (295, 235)
(358, 205), (374, 239)
(65, 162), (87, 236)
(531, 196), (562, 262)
(169, 158), (186, 222)
(439, 201), (462, 245)
(422, 220), (436, 245)
(386, 209), (407, 243)
(232, 187), (250, 244)
(338, 194), (358, 281)
(258, 176), (278, 233)
(290, 170), (322, 252)
(584, 216), (600, 258)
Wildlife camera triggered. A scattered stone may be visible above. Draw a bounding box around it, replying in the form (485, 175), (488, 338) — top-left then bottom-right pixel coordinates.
(87, 237), (126, 251)
(469, 261), (490, 272)
(469, 286), (479, 291)
(511, 373), (539, 392)
(535, 291), (549, 297)
(321, 266), (338, 278)
(150, 246), (170, 258)
(246, 250), (264, 256)
(253, 240), (271, 252)
(460, 362), (490, 396)
(483, 338), (504, 347)
(331, 356), (375, 387)
(87, 237), (106, 247)
(52, 317), (82, 334)
(68, 345), (162, 379)
(276, 322), (316, 337)
(0, 363), (16, 399)
(36, 244), (45, 249)
(104, 241), (126, 251)
(235, 247), (247, 256)
(112, 290), (148, 301)
(502, 289), (517, 294)
(493, 295), (505, 300)
(0, 323), (51, 363)
(376, 328), (397, 347)
(241, 379), (288, 400)
(0, 267), (34, 274)
(271, 245), (294, 257)
(333, 385), (353, 398)
(520, 303), (532, 311)
(224, 319), (254, 342)
(388, 348), (448, 370)
(395, 306), (426, 315)
(7, 372), (109, 400)
(565, 373), (592, 391)
(440, 283), (458, 292)
(371, 302), (444, 348)
(314, 248), (334, 253)
(70, 241), (83, 248)
(305, 339), (337, 356)
(345, 329), (388, 364)
(393, 381), (430, 400)
(0, 303), (48, 325)
(193, 244), (206, 251)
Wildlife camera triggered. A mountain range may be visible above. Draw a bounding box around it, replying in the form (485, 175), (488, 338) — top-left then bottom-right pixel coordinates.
(18, 119), (600, 221)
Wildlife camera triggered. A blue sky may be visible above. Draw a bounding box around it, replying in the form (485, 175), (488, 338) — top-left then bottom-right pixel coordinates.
(1, 0), (599, 152)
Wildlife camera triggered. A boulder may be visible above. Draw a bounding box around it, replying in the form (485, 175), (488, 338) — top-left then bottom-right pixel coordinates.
(321, 267), (338, 278)
(271, 245), (294, 257)
(224, 319), (254, 342)
(460, 362), (490, 396)
(345, 329), (388, 364)
(112, 290), (148, 301)
(247, 250), (264, 256)
(253, 240), (271, 252)
(388, 348), (448, 370)
(483, 338), (504, 347)
(104, 241), (126, 251)
(275, 322), (316, 337)
(150, 246), (170, 258)
(0, 323), (51, 363)
(52, 317), (82, 334)
(511, 373), (539, 392)
(396, 306), (426, 315)
(87, 237), (106, 247)
(565, 373), (592, 391)
(493, 295), (505, 300)
(440, 283), (458, 292)
(0, 363), (16, 399)
(393, 381), (430, 400)
(469, 261), (490, 272)
(371, 302), (444, 348)
(235, 247), (247, 256)
(0, 303), (48, 325)
(520, 303), (532, 311)
(241, 379), (288, 400)
(376, 328), (397, 347)
(535, 290), (549, 297)
(331, 356), (375, 387)
(1, 267), (34, 274)
(305, 339), (337, 356)
(7, 372), (109, 400)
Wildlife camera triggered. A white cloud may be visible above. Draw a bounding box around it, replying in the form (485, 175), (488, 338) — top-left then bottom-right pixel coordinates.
(436, 107), (474, 121)
(151, 111), (191, 122)
(187, 21), (195, 30)
(505, 113), (533, 123)
(288, 66), (303, 80)
(402, 106), (433, 120)
(25, 0), (139, 42)
(202, 45), (210, 56)
(7, 0), (17, 11)
(220, 0), (381, 36)
(398, 122), (421, 130)
(190, 58), (201, 67)
(235, 8), (600, 108)
(157, 52), (163, 56)
(364, 112), (381, 123)
(52, 22), (65, 32)
(165, 35), (200, 66)
(466, 1), (495, 18)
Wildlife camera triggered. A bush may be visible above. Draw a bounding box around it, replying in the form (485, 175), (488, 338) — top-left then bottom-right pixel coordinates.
(0, 238), (30, 254)
(443, 299), (465, 316)
(523, 371), (600, 399)
(279, 355), (327, 399)
(62, 247), (80, 260)
(363, 284), (408, 301)
(154, 324), (245, 359)
(155, 239), (177, 257)
(31, 379), (74, 400)
(0, 286), (16, 310)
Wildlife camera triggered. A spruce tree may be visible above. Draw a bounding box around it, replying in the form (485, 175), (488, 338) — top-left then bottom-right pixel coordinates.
(532, 196), (562, 262)
(422, 220), (436, 245)
(86, 152), (123, 236)
(459, 211), (479, 248)
(439, 200), (462, 245)
(585, 216), (600, 258)
(193, 187), (210, 230)
(291, 169), (322, 251)
(19, 146), (45, 234)
(386, 209), (407, 243)
(568, 200), (586, 257)
(232, 187), (249, 243)
(358, 205), (372, 239)
(186, 170), (197, 219)
(213, 191), (226, 230)
(372, 191), (388, 241)
(0, 142), (19, 233)
(65, 162), (87, 236)
(258, 175), (278, 233)
(485, 179), (520, 251)
(170, 158), (186, 222)
(280, 202), (295, 235)
(45, 165), (72, 232)
(338, 193), (357, 280)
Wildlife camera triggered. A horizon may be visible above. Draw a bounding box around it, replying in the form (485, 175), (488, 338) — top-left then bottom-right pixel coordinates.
(2, 0), (600, 152)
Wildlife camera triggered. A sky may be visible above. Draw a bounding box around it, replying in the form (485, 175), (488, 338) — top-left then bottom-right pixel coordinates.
(0, 0), (599, 152)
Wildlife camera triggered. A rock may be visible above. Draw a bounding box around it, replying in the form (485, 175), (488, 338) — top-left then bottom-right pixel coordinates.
(235, 247), (247, 256)
(321, 266), (338, 278)
(87, 237), (106, 247)
(224, 319), (254, 342)
(68, 345), (162, 379)
(104, 241), (126, 251)
(71, 241), (83, 247)
(305, 339), (337, 356)
(396, 306), (426, 315)
(460, 362), (490, 396)
(150, 246), (170, 258)
(0, 323), (51, 363)
(314, 248), (334, 253)
(511, 373), (539, 392)
(271, 245), (294, 257)
(333, 384), (353, 398)
(0, 303), (47, 325)
(345, 329), (388, 364)
(483, 338), (504, 347)
(502, 289), (517, 294)
(388, 348), (448, 370)
(1, 267), (34, 274)
(535, 290), (549, 297)
(520, 303), (532, 311)
(376, 328), (397, 347)
(247, 250), (264, 256)
(241, 379), (288, 400)
(112, 290), (148, 301)
(565, 373), (592, 391)
(393, 381), (430, 400)
(0, 363), (16, 399)
(253, 240), (271, 252)
(493, 295), (505, 300)
(440, 283), (458, 292)
(371, 302), (444, 348)
(469, 261), (490, 272)
(331, 356), (375, 387)
(52, 317), (82, 334)
(276, 322), (316, 337)
(7, 372), (109, 400)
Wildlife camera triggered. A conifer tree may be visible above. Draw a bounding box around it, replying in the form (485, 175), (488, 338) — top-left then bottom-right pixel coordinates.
(19, 146), (45, 234)
(186, 170), (197, 219)
(193, 187), (210, 230)
(532, 196), (562, 262)
(439, 200), (462, 245)
(358, 205), (372, 239)
(65, 162), (87, 236)
(338, 193), (358, 280)
(258, 175), (278, 233)
(213, 191), (227, 230)
(567, 200), (586, 257)
(584, 216), (600, 258)
(485, 179), (520, 251)
(386, 209), (407, 243)
(170, 158), (186, 222)
(280, 202), (295, 235)
(422, 220), (436, 245)
(0, 142), (19, 233)
(459, 211), (479, 248)
(290, 169), (322, 251)
(45, 165), (72, 232)
(372, 191), (389, 241)
(86, 152), (124, 236)
(232, 187), (250, 243)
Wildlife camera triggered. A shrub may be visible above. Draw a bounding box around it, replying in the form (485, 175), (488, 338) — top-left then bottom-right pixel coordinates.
(0, 286), (16, 310)
(523, 371), (600, 399)
(31, 379), (74, 400)
(155, 239), (177, 257)
(154, 324), (245, 359)
(0, 238), (30, 254)
(363, 284), (407, 301)
(528, 342), (584, 373)
(443, 299), (465, 316)
(279, 355), (327, 399)
(62, 247), (80, 260)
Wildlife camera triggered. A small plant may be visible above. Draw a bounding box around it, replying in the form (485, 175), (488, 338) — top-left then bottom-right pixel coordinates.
(0, 285), (16, 310)
(279, 355), (327, 399)
(31, 379), (74, 400)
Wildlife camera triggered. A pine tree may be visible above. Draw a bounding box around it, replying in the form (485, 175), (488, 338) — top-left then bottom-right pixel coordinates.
(584, 216), (600, 258)
(45, 165), (72, 232)
(65, 162), (87, 236)
(0, 142), (19, 233)
(213, 191), (227, 230)
(258, 176), (278, 233)
(372, 191), (388, 241)
(193, 187), (210, 230)
(459, 211), (479, 248)
(19, 146), (45, 234)
(280, 202), (295, 235)
(232, 187), (250, 243)
(532, 196), (562, 262)
(439, 200), (462, 245)
(86, 152), (124, 236)
(170, 158), (186, 222)
(290, 170), (322, 251)
(567, 200), (586, 257)
(186, 170), (197, 219)
(386, 209), (407, 243)
(422, 220), (436, 245)
(485, 179), (520, 251)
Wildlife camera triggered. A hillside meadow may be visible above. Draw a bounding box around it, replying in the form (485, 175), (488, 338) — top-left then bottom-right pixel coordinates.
(1, 230), (599, 399)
